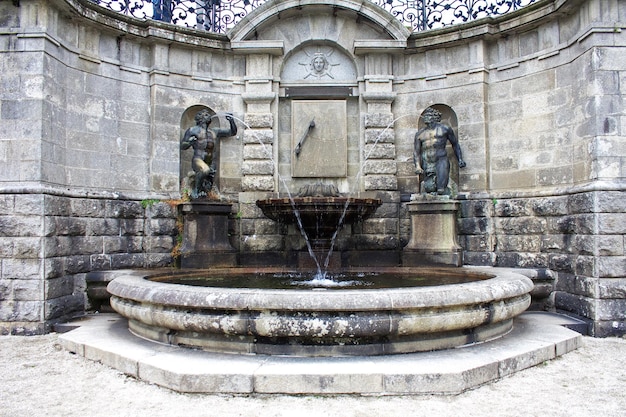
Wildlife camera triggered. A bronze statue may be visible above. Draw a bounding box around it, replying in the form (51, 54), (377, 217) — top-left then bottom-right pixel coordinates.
(413, 107), (466, 195)
(181, 109), (237, 199)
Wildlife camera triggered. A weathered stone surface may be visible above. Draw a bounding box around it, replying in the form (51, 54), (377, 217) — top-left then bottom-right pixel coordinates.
(364, 113), (394, 128)
(242, 176), (274, 191)
(244, 114), (273, 129)
(243, 129), (273, 144)
(364, 175), (397, 191)
(0, 0), (625, 336)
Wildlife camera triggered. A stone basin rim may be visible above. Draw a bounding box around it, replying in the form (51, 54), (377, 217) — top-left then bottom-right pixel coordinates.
(107, 266), (534, 311)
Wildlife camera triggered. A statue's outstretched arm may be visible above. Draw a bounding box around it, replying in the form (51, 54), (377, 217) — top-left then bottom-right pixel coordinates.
(215, 114), (238, 138)
(413, 131), (424, 174)
(447, 128), (466, 167)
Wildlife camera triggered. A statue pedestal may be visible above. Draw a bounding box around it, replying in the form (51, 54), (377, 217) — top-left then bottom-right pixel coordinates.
(180, 201), (237, 268)
(403, 196), (463, 267)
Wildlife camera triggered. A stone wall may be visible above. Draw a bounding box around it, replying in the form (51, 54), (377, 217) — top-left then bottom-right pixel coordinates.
(0, 0), (624, 335)
(0, 193), (176, 334)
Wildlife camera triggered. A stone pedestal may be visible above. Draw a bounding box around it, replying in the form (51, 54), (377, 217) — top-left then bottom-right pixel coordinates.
(403, 196), (463, 267)
(179, 201), (237, 268)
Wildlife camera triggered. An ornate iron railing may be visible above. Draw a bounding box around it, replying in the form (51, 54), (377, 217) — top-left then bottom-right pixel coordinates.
(90, 0), (539, 33)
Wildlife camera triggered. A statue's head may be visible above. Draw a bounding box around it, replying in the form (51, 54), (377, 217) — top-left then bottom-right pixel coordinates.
(422, 107), (442, 124)
(195, 109), (213, 125)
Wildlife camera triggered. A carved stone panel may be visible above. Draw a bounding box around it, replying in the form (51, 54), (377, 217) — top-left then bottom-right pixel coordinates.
(291, 100), (347, 178)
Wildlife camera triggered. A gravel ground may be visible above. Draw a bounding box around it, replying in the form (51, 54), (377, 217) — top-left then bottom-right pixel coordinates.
(0, 333), (624, 417)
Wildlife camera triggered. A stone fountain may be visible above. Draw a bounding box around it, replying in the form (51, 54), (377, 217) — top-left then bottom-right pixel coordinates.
(107, 112), (534, 357)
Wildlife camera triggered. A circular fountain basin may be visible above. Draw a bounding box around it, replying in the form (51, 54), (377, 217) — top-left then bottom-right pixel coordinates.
(107, 267), (533, 356)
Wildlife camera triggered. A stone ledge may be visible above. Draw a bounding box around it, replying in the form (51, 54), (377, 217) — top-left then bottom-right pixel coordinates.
(58, 311), (582, 395)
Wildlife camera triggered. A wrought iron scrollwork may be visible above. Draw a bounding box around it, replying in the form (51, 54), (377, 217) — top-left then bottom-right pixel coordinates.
(88, 0), (538, 33)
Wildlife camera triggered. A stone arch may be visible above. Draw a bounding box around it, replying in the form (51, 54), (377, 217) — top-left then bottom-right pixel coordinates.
(228, 0), (411, 42)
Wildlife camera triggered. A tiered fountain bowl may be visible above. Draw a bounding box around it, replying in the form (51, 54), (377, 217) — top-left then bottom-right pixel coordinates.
(256, 196), (382, 249)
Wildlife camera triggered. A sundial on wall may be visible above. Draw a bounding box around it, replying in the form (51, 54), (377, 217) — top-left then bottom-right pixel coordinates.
(284, 45), (355, 178)
(291, 100), (347, 178)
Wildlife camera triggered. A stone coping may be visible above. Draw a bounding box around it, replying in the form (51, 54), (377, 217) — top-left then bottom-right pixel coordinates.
(58, 311), (582, 395)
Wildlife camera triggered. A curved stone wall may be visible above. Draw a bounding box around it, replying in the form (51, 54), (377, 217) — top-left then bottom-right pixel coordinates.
(0, 0), (623, 336)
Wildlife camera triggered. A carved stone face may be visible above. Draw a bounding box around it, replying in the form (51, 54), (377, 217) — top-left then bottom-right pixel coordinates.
(312, 56), (326, 73)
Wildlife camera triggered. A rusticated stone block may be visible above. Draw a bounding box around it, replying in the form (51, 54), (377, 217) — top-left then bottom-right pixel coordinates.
(107, 200), (143, 218)
(548, 254), (576, 274)
(146, 218), (177, 235)
(364, 113), (394, 128)
(494, 199), (532, 217)
(363, 160), (397, 175)
(11, 238), (40, 258)
(45, 294), (84, 320)
(110, 253), (145, 269)
(243, 143), (273, 159)
(496, 235), (541, 252)
(597, 191), (626, 212)
(2, 258), (41, 280)
(598, 278), (626, 298)
(362, 218), (398, 234)
(567, 193), (595, 214)
(458, 217), (490, 234)
(103, 236), (144, 253)
(532, 196), (568, 216)
(242, 175), (274, 191)
(354, 233), (399, 250)
(496, 217), (546, 234)
(364, 128), (395, 144)
(597, 256), (626, 278)
(71, 199), (106, 217)
(0, 216), (42, 237)
(13, 194), (44, 215)
(143, 236), (174, 252)
(598, 213), (626, 234)
(244, 113), (273, 129)
(460, 199), (493, 218)
(364, 143), (396, 159)
(90, 254), (112, 270)
(463, 251), (496, 266)
(364, 175), (397, 191)
(462, 235), (492, 252)
(242, 160), (274, 175)
(45, 276), (75, 299)
(146, 202), (176, 218)
(241, 234), (284, 251)
(0, 300), (41, 323)
(374, 201), (400, 217)
(497, 252), (549, 269)
(243, 129), (273, 144)
(12, 279), (43, 301)
(551, 214), (595, 234)
(65, 255), (91, 274)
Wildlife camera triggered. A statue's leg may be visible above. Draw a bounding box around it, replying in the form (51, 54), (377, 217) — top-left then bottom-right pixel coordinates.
(436, 158), (450, 194)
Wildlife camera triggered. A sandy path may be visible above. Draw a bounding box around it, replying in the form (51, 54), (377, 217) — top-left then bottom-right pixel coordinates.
(0, 333), (624, 417)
